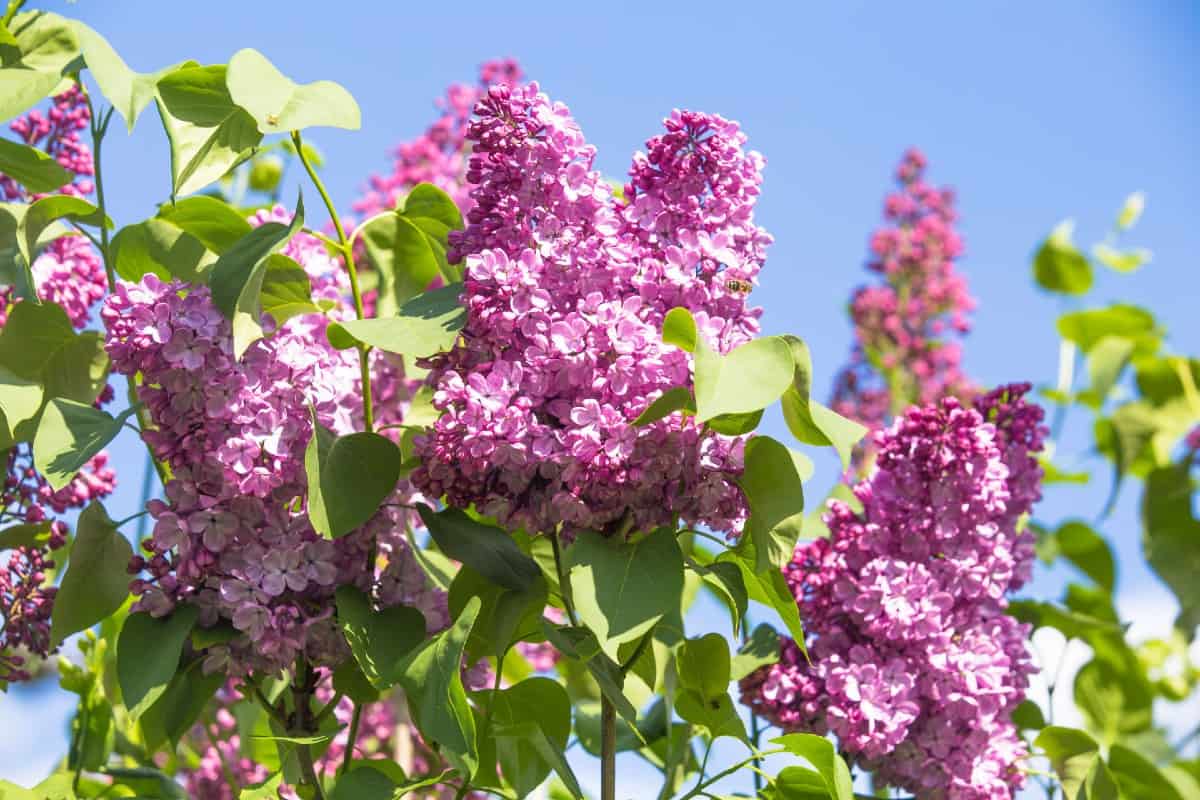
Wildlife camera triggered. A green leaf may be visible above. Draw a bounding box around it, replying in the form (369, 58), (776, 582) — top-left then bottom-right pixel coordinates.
(0, 521), (51, 551)
(334, 586), (425, 689)
(395, 596), (481, 778)
(692, 559), (747, 637)
(632, 386), (692, 426)
(1116, 191), (1146, 231)
(102, 766), (188, 800)
(675, 690), (746, 742)
(771, 733), (854, 800)
(404, 183), (464, 231)
(779, 336), (866, 469)
(49, 502), (131, 646)
(662, 307), (698, 352)
(1142, 462), (1200, 631)
(737, 435), (808, 574)
(239, 774), (283, 799)
(707, 408), (763, 435)
(326, 766), (394, 800)
(448, 566), (547, 663)
(694, 335), (794, 422)
(1034, 220), (1093, 295)
(0, 11), (80, 122)
(0, 137), (70, 193)
(676, 633), (730, 700)
(327, 284), (466, 359)
(731, 623), (780, 681)
(209, 195), (304, 358)
(480, 677), (574, 798)
(72, 22), (182, 133)
(157, 195), (253, 253)
(33, 398), (136, 491)
(259, 253), (319, 325)
(1108, 745), (1181, 800)
(42, 331), (110, 404)
(1073, 657), (1152, 746)
(541, 623), (639, 724)
(567, 527), (684, 658)
(718, 551), (806, 649)
(155, 63), (262, 197)
(771, 766), (839, 800)
(1078, 336), (1136, 409)
(416, 504), (539, 592)
(226, 48), (360, 133)
(111, 217), (216, 283)
(18, 195), (108, 265)
(1036, 726), (1119, 800)
(1093, 243), (1151, 274)
(1058, 305), (1160, 356)
(140, 660), (223, 751)
(1012, 699), (1047, 731)
(0, 300), (73, 379)
(331, 656), (379, 705)
(305, 415), (401, 539)
(0, 365), (43, 448)
(117, 606), (200, 719)
(1049, 521), (1116, 592)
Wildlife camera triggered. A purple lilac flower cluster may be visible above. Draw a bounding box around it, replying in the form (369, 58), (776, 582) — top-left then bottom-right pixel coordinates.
(740, 384), (1045, 800)
(102, 208), (443, 676)
(831, 149), (974, 434)
(350, 59), (523, 223)
(413, 82), (772, 537)
(0, 91), (116, 684)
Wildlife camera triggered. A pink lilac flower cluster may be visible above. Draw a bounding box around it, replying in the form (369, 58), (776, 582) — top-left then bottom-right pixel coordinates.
(740, 384), (1045, 800)
(350, 59), (523, 222)
(413, 82), (772, 537)
(831, 149), (975, 435)
(1, 85), (95, 201)
(102, 208), (442, 675)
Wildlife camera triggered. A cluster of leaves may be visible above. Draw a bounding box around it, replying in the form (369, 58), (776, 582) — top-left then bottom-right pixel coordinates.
(0, 6), (874, 800)
(1015, 194), (1200, 798)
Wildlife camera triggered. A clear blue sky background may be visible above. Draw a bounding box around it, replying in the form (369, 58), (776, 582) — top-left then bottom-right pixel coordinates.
(2, 0), (1198, 794)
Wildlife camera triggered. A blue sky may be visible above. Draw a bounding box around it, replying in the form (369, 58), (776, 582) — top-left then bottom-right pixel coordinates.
(2, 0), (1198, 793)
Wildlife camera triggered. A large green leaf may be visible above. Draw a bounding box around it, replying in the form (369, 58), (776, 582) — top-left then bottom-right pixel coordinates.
(0, 521), (51, 551)
(1051, 520), (1116, 592)
(157, 195), (253, 253)
(1073, 657), (1152, 746)
(1035, 726), (1119, 800)
(140, 660), (223, 751)
(155, 63), (262, 197)
(541, 623), (638, 724)
(395, 597), (480, 778)
(1142, 462), (1200, 631)
(779, 337), (866, 469)
(327, 284), (466, 359)
(1109, 745), (1193, 800)
(117, 606), (200, 719)
(661, 307), (698, 352)
(771, 734), (854, 800)
(417, 504), (540, 592)
(0, 365), (42, 447)
(1058, 304), (1161, 356)
(41, 330), (110, 404)
(226, 48), (360, 133)
(566, 527), (684, 658)
(0, 11), (80, 122)
(717, 550), (806, 648)
(675, 690), (746, 742)
(111, 217), (216, 283)
(73, 22), (183, 132)
(676, 633), (731, 700)
(736, 435), (809, 574)
(305, 416), (401, 539)
(448, 566), (547, 663)
(0, 300), (74, 379)
(208, 195), (304, 357)
(0, 137), (70, 193)
(479, 677), (574, 798)
(49, 502), (132, 646)
(1034, 220), (1093, 295)
(334, 586), (425, 689)
(34, 398), (136, 491)
(259, 253), (320, 325)
(693, 335), (794, 422)
(17, 195), (108, 265)
(632, 386), (693, 426)
(731, 623), (781, 681)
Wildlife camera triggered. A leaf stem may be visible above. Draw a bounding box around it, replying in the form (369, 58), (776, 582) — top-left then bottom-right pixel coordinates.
(290, 130), (373, 432)
(339, 702), (362, 778)
(600, 694), (617, 800)
(1, 0), (25, 26)
(676, 747), (787, 800)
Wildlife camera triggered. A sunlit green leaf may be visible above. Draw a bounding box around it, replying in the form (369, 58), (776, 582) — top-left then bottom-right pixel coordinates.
(49, 502), (131, 646)
(226, 48), (360, 133)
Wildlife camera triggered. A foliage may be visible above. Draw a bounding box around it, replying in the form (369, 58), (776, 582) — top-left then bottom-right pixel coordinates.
(0, 6), (1195, 800)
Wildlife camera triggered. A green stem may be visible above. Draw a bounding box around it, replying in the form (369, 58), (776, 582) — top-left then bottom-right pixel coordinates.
(600, 694), (616, 800)
(339, 702), (362, 778)
(1, 0), (25, 26)
(292, 658), (327, 800)
(676, 747), (787, 800)
(550, 532), (579, 626)
(83, 93), (170, 488)
(291, 130), (373, 432)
